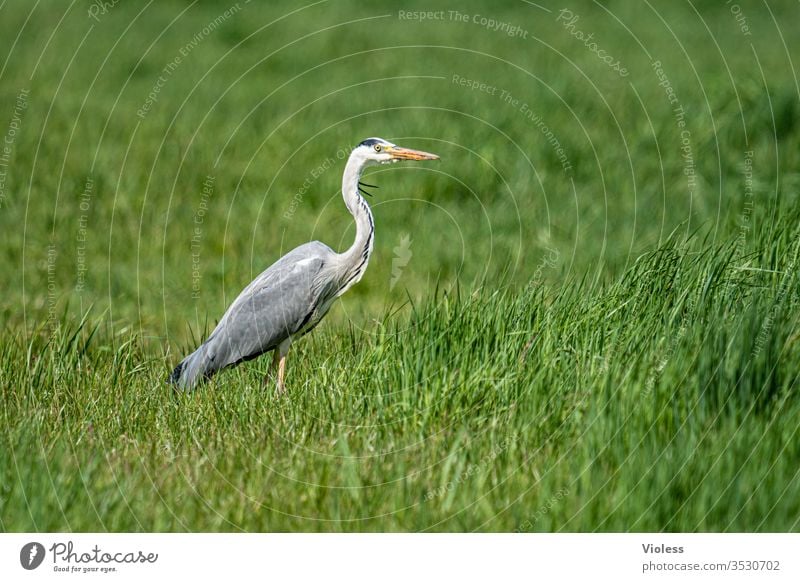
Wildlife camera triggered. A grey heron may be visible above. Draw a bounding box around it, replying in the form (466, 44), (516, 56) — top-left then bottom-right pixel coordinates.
(169, 137), (439, 392)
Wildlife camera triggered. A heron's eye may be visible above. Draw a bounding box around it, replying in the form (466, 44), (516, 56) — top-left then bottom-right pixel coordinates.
(374, 144), (382, 152)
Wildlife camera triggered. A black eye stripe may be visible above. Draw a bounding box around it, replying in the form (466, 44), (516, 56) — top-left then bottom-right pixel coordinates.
(358, 138), (386, 148)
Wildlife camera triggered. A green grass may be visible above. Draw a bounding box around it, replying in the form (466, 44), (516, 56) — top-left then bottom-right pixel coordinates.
(3, 216), (800, 531)
(1, 0), (799, 531)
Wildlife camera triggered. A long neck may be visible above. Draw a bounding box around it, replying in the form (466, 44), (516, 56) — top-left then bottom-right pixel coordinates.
(338, 154), (374, 287)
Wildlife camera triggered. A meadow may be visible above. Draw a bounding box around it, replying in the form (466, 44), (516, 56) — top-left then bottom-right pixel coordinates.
(1, 0), (799, 531)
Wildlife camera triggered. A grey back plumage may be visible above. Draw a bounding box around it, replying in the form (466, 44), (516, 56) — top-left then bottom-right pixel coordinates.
(172, 241), (338, 389)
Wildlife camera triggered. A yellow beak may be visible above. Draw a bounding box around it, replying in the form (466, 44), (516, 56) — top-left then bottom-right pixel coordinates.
(388, 146), (440, 161)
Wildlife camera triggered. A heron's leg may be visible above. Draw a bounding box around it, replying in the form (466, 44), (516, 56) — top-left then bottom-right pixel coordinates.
(275, 339), (292, 394)
(266, 348), (280, 385)
(277, 352), (287, 393)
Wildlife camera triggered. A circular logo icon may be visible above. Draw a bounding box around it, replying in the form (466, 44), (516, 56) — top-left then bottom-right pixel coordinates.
(20, 542), (45, 570)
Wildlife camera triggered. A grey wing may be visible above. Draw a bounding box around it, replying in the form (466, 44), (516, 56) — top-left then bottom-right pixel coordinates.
(202, 242), (335, 370)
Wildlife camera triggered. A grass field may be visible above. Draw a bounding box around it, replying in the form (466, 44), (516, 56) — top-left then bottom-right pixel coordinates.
(1, 0), (799, 531)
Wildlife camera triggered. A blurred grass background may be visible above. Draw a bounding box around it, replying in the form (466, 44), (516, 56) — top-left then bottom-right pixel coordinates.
(1, 0), (799, 531)
(1, 0), (796, 339)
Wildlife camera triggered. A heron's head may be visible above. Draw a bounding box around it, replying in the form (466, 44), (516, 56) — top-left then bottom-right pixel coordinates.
(353, 137), (439, 166)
